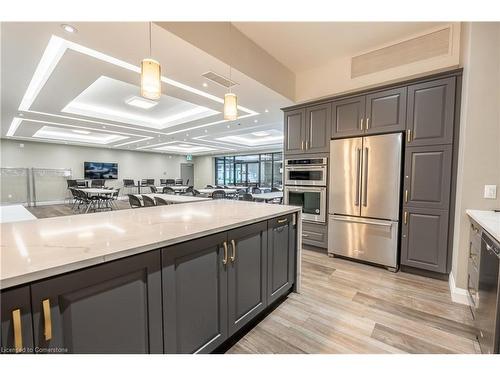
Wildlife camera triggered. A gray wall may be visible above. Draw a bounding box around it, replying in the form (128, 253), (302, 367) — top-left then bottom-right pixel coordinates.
(193, 155), (214, 188)
(451, 22), (500, 289)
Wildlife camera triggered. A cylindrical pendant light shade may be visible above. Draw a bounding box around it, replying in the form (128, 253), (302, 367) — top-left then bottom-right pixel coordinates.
(141, 58), (161, 100)
(224, 93), (238, 120)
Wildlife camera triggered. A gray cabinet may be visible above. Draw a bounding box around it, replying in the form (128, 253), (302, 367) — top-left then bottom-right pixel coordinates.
(1, 286), (34, 353)
(401, 207), (449, 273)
(162, 233), (228, 354)
(284, 109), (305, 154)
(406, 77), (456, 146)
(227, 221), (268, 336)
(365, 87), (407, 134)
(302, 221), (328, 248)
(305, 103), (331, 153)
(331, 95), (365, 138)
(30, 251), (163, 354)
(404, 144), (453, 210)
(267, 215), (296, 304)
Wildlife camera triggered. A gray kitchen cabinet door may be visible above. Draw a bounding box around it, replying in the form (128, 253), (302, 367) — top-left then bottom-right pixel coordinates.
(162, 233), (228, 353)
(305, 103), (331, 153)
(401, 207), (449, 273)
(406, 77), (456, 146)
(404, 144), (452, 210)
(267, 214), (296, 305)
(284, 109), (306, 154)
(227, 221), (268, 336)
(365, 87), (407, 134)
(1, 286), (34, 353)
(331, 96), (365, 139)
(30, 251), (163, 354)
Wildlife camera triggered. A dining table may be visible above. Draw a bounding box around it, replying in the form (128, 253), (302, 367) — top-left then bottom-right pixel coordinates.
(156, 185), (190, 193)
(135, 194), (211, 204)
(251, 191), (283, 203)
(197, 188), (237, 197)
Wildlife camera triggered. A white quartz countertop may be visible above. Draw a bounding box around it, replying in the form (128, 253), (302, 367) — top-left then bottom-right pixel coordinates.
(0, 205), (37, 224)
(466, 209), (500, 243)
(0, 200), (300, 289)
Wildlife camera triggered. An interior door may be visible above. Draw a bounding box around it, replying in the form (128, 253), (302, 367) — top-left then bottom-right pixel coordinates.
(180, 163), (194, 186)
(360, 133), (402, 220)
(329, 137), (363, 216)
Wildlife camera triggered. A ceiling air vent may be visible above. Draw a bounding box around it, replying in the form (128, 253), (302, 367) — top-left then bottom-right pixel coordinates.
(202, 71), (238, 88)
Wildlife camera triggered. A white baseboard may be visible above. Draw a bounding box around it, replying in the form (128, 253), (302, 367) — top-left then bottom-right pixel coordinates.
(449, 272), (470, 305)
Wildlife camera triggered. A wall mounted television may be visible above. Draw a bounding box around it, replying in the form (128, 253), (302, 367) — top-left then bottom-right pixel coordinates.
(84, 162), (118, 180)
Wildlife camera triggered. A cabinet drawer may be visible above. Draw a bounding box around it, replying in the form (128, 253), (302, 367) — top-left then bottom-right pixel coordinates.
(302, 222), (327, 248)
(469, 221), (482, 254)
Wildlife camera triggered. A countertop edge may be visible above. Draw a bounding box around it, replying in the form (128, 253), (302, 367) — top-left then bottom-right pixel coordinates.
(1, 206), (301, 290)
(466, 209), (500, 243)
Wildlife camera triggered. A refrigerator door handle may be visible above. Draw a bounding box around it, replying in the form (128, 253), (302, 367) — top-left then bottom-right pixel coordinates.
(355, 148), (361, 206)
(362, 147), (369, 207)
(331, 215), (393, 227)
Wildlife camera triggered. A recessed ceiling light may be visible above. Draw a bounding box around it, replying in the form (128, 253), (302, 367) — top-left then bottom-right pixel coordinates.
(227, 125), (230, 128)
(204, 129), (208, 133)
(264, 109), (269, 113)
(72, 129), (91, 135)
(18, 113), (24, 117)
(254, 119), (258, 123)
(61, 24), (77, 34)
(203, 82), (208, 87)
(125, 96), (159, 110)
(252, 131), (271, 137)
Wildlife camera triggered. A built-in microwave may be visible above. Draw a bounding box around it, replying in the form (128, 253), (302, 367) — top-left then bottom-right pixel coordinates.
(284, 185), (327, 223)
(284, 157), (327, 186)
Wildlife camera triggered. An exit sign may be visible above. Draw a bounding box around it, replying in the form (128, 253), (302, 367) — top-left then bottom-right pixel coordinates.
(186, 155), (193, 161)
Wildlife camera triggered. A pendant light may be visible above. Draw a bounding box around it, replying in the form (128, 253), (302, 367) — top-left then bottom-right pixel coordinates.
(141, 22), (161, 100)
(223, 22), (238, 120)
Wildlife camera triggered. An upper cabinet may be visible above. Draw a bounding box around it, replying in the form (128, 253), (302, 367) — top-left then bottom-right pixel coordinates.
(284, 109), (305, 154)
(406, 77), (456, 146)
(331, 96), (365, 138)
(331, 88), (407, 139)
(305, 104), (331, 153)
(365, 87), (407, 135)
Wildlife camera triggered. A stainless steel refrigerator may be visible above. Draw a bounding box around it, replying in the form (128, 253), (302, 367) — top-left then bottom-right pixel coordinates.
(328, 133), (402, 270)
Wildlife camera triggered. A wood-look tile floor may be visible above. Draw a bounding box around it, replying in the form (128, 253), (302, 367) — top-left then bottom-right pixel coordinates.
(228, 249), (480, 354)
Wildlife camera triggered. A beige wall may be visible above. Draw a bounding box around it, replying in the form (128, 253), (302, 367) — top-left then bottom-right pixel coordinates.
(295, 23), (462, 102)
(451, 22), (500, 289)
(157, 22), (295, 101)
(193, 155), (214, 188)
(0, 139), (189, 203)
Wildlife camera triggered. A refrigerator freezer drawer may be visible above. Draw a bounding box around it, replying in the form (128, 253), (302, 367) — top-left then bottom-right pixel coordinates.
(328, 215), (399, 268)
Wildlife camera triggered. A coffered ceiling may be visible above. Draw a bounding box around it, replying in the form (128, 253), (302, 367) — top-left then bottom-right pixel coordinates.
(1, 22), (292, 155)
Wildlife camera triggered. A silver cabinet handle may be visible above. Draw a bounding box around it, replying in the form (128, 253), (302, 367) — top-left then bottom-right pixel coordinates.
(366, 117), (370, 130)
(360, 118), (364, 130)
(301, 141), (304, 150)
(355, 148), (361, 206)
(332, 216), (393, 227)
(362, 147), (368, 207)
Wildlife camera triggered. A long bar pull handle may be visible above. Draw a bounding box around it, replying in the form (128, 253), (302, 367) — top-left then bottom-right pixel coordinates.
(354, 148), (361, 206)
(42, 298), (52, 341)
(404, 211), (408, 225)
(360, 118), (364, 130)
(222, 241), (228, 265)
(277, 218), (288, 224)
(12, 309), (23, 353)
(230, 240), (236, 262)
(362, 147), (369, 207)
(406, 129), (412, 143)
(301, 141), (304, 150)
(405, 189), (409, 203)
(366, 117), (370, 130)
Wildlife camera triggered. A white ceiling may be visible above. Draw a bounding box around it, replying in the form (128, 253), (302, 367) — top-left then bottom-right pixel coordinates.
(1, 22), (292, 155)
(233, 22), (448, 73)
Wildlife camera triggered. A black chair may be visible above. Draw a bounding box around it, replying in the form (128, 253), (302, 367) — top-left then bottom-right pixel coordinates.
(76, 180), (87, 188)
(142, 195), (156, 207)
(193, 189), (201, 196)
(175, 178), (183, 185)
(160, 179), (167, 186)
(162, 186), (176, 195)
(67, 179), (78, 188)
(271, 187), (280, 192)
(128, 194), (142, 208)
(123, 179), (137, 194)
(101, 188), (120, 210)
(165, 179), (175, 186)
(147, 179), (155, 186)
(206, 184), (214, 188)
(154, 196), (170, 206)
(91, 179), (105, 188)
(252, 187), (262, 194)
(212, 190), (226, 200)
(150, 186), (158, 193)
(185, 179), (190, 186)
(240, 193), (254, 201)
(215, 185), (224, 189)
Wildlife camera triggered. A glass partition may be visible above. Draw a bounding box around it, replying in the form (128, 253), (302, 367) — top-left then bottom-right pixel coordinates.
(32, 168), (72, 206)
(0, 168), (30, 205)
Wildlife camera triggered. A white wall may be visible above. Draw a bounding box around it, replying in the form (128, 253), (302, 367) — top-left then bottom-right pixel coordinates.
(451, 23), (500, 289)
(295, 23), (462, 102)
(0, 139), (189, 195)
(193, 155), (214, 188)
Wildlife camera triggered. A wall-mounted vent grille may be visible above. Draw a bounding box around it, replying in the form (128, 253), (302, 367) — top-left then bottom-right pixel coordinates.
(351, 27), (452, 78)
(202, 71), (238, 88)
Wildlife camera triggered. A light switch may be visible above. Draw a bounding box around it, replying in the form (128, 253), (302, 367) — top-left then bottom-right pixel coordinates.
(484, 185), (497, 199)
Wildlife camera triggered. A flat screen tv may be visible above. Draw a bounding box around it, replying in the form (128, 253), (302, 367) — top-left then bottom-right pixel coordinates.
(84, 162), (118, 180)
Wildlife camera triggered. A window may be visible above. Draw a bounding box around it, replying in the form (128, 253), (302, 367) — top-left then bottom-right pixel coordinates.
(214, 152), (282, 188)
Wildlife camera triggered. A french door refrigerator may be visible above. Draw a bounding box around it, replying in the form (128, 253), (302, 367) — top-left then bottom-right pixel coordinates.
(328, 133), (402, 270)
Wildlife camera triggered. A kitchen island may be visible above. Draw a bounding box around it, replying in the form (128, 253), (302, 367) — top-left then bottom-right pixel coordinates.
(0, 200), (301, 354)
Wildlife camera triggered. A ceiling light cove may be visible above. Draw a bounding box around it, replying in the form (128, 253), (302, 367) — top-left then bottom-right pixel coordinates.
(125, 96), (159, 110)
(33, 126), (128, 145)
(216, 130), (283, 147)
(153, 142), (217, 154)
